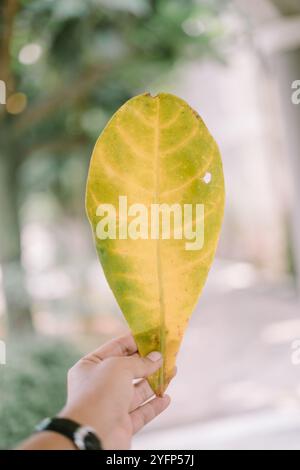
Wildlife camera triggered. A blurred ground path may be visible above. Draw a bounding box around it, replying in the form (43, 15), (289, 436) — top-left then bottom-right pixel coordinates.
(134, 260), (300, 447)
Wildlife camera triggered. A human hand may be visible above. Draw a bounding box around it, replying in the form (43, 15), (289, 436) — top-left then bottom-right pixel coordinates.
(60, 334), (173, 450)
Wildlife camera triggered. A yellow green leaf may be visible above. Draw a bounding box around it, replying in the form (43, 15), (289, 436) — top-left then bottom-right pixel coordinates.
(86, 93), (225, 395)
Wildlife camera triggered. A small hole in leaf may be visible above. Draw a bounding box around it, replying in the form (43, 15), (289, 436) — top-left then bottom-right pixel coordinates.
(203, 172), (212, 184)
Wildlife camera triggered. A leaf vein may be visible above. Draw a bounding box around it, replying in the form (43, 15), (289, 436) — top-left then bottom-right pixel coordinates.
(161, 154), (214, 197)
(116, 124), (152, 163)
(162, 125), (198, 157)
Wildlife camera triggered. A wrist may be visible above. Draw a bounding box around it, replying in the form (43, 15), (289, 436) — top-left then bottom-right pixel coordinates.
(20, 431), (75, 450)
(59, 407), (108, 449)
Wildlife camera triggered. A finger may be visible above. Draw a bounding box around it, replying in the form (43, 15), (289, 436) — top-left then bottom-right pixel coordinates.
(83, 334), (137, 363)
(125, 352), (163, 379)
(131, 395), (171, 433)
(131, 365), (177, 411)
(130, 380), (155, 411)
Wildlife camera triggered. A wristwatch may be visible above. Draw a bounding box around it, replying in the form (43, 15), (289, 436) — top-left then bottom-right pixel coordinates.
(36, 417), (102, 450)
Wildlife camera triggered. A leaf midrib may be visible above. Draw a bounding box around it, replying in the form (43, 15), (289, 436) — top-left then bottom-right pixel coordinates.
(154, 97), (166, 394)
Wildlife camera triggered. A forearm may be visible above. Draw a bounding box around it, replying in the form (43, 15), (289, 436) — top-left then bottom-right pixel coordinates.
(19, 431), (75, 450)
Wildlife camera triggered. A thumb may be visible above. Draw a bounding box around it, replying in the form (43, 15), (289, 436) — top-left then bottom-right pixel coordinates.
(125, 351), (163, 379)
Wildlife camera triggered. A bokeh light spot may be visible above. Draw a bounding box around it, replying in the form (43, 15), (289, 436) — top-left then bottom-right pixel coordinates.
(6, 93), (27, 114)
(19, 43), (42, 65)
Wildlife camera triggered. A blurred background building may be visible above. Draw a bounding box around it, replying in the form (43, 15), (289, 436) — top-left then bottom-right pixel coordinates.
(0, 0), (300, 450)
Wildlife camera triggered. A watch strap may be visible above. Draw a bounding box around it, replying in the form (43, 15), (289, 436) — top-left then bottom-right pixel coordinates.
(36, 417), (102, 450)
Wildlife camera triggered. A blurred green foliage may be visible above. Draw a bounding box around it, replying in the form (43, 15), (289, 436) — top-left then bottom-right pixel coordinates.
(0, 0), (229, 331)
(0, 337), (80, 449)
(13, 0), (228, 207)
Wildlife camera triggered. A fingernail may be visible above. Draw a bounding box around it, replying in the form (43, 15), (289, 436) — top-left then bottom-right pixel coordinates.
(162, 394), (171, 404)
(147, 351), (162, 362)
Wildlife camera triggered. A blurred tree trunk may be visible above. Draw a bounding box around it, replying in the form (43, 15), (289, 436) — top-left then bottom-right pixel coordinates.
(273, 48), (300, 291)
(271, 0), (300, 16)
(0, 0), (33, 333)
(0, 149), (33, 333)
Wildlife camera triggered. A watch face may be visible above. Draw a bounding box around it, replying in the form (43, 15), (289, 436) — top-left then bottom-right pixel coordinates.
(74, 426), (101, 450)
(84, 433), (102, 450)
